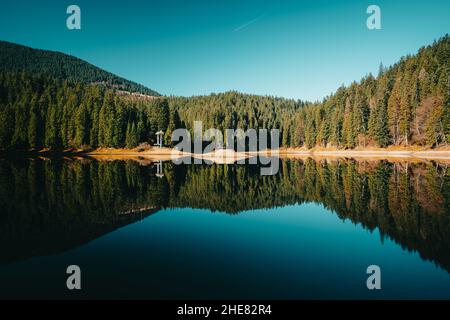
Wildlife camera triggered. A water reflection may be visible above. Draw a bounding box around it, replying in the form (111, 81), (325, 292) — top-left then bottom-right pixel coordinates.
(0, 157), (448, 274)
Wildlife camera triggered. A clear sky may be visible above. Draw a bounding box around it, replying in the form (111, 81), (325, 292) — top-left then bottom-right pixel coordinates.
(0, 0), (449, 101)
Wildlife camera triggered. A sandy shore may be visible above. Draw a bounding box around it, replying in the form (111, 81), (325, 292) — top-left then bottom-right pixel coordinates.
(88, 148), (252, 164)
(280, 149), (450, 159)
(85, 147), (450, 163)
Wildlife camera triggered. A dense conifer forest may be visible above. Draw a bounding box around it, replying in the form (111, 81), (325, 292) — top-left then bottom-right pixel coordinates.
(170, 35), (449, 149)
(0, 72), (171, 149)
(0, 35), (448, 150)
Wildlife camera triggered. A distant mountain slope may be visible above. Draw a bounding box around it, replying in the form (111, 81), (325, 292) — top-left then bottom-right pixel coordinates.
(0, 40), (159, 96)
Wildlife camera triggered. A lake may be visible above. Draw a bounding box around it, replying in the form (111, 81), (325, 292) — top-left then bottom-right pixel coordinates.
(0, 157), (448, 299)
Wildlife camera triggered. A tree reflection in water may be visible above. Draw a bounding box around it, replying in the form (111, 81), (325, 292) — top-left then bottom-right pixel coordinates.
(0, 157), (448, 272)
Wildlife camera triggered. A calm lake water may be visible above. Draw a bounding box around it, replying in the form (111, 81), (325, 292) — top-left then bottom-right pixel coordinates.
(0, 157), (449, 299)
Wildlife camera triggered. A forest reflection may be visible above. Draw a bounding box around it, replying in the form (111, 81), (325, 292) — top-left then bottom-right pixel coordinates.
(0, 157), (448, 273)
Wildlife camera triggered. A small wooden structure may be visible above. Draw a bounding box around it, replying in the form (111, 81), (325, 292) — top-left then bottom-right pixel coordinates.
(155, 131), (164, 148)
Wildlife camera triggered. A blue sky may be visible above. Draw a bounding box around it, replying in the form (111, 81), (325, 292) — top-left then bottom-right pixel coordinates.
(0, 0), (449, 101)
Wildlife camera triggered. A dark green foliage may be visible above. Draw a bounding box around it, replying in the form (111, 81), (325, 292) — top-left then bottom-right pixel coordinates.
(0, 72), (174, 150)
(0, 104), (14, 147)
(168, 91), (304, 147)
(165, 106), (182, 145)
(74, 103), (88, 147)
(167, 35), (447, 149)
(293, 35), (449, 148)
(125, 122), (139, 148)
(0, 35), (448, 150)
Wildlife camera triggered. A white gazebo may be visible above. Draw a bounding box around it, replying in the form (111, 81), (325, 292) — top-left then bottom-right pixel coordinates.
(155, 131), (164, 148)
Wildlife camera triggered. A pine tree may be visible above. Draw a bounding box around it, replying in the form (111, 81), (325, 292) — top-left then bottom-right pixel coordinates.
(388, 76), (402, 145)
(89, 104), (99, 147)
(369, 76), (391, 147)
(136, 114), (146, 144)
(399, 73), (412, 145)
(0, 105), (14, 148)
(27, 95), (41, 148)
(125, 122), (138, 148)
(436, 70), (449, 145)
(12, 100), (28, 148)
(45, 104), (59, 148)
(112, 100), (126, 147)
(425, 97), (445, 146)
(74, 104), (89, 148)
(342, 96), (355, 148)
(165, 108), (181, 146)
(98, 91), (115, 147)
(352, 88), (369, 146)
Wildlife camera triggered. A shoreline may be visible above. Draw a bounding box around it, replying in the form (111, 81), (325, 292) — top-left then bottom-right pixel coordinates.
(1, 147), (450, 162)
(87, 146), (450, 156)
(87, 147), (450, 163)
(279, 149), (450, 160)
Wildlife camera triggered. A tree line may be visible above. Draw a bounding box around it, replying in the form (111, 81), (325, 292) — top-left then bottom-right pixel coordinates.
(0, 72), (179, 150)
(169, 35), (449, 148)
(0, 35), (448, 150)
(292, 35), (449, 148)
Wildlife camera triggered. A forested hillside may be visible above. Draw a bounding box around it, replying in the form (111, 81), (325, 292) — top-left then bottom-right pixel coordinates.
(0, 41), (159, 96)
(0, 35), (448, 151)
(0, 73), (172, 149)
(168, 92), (304, 146)
(290, 35), (449, 148)
(169, 35), (449, 149)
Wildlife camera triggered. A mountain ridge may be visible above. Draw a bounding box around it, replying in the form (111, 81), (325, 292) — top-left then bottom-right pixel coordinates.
(0, 40), (160, 96)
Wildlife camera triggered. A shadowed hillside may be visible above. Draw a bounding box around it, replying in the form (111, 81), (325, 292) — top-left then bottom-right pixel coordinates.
(0, 40), (159, 96)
